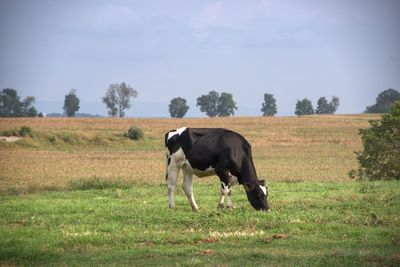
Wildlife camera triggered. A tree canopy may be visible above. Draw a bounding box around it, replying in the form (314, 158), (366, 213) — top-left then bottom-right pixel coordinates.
(295, 98), (314, 116)
(316, 96), (339, 114)
(351, 101), (400, 180)
(102, 82), (138, 117)
(217, 92), (237, 117)
(169, 97), (189, 118)
(365, 88), (400, 113)
(63, 89), (80, 117)
(0, 88), (38, 117)
(196, 91), (219, 117)
(196, 91), (237, 117)
(261, 93), (277, 116)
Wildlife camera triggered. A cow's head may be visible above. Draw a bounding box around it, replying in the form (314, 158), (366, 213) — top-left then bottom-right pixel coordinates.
(244, 180), (270, 211)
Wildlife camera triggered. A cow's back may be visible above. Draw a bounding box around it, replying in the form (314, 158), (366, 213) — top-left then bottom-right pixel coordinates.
(166, 128), (252, 173)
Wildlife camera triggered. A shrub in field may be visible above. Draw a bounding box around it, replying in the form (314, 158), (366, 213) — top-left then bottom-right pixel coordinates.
(351, 101), (400, 180)
(126, 126), (144, 140)
(0, 128), (19, 137)
(19, 126), (33, 137)
(0, 126), (33, 137)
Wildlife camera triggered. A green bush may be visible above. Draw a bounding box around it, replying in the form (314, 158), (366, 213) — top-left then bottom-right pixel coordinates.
(127, 126), (144, 140)
(19, 126), (33, 137)
(0, 126), (33, 137)
(351, 101), (400, 180)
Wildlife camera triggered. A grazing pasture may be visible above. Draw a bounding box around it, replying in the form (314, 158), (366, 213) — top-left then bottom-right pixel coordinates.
(1, 115), (399, 266)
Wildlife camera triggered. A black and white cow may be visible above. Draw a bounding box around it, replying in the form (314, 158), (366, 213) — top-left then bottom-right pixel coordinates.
(165, 127), (270, 211)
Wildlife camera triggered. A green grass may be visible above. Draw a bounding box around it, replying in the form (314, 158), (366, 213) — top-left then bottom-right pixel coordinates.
(0, 116), (398, 265)
(1, 181), (399, 266)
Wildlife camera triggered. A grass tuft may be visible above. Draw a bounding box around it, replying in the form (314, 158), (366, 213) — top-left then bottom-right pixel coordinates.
(69, 177), (132, 191)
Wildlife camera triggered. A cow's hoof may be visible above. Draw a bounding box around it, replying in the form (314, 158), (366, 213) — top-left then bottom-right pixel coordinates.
(218, 203), (225, 209)
(227, 204), (234, 209)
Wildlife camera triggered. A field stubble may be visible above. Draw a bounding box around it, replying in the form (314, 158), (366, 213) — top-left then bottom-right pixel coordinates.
(0, 115), (376, 193)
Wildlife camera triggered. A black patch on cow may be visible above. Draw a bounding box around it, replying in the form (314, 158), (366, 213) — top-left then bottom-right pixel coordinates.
(164, 127), (269, 211)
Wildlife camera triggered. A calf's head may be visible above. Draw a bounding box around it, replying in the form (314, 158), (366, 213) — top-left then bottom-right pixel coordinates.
(244, 180), (270, 211)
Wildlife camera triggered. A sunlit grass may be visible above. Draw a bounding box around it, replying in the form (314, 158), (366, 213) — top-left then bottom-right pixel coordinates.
(0, 181), (399, 266)
(1, 115), (398, 266)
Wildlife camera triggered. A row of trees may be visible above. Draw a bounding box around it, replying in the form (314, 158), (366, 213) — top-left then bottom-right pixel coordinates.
(1, 86), (398, 117)
(294, 96), (340, 116)
(169, 88), (399, 118)
(169, 91), (238, 118)
(62, 83), (139, 117)
(57, 82), (138, 117)
(63, 83), (139, 118)
(168, 91), (340, 118)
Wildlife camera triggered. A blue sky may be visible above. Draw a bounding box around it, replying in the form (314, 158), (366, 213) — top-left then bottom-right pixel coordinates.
(0, 0), (399, 116)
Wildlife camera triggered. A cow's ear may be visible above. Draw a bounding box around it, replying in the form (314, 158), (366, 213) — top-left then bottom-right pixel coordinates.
(259, 179), (265, 186)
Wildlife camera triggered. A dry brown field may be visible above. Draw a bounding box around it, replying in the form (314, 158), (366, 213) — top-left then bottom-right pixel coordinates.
(0, 115), (377, 194)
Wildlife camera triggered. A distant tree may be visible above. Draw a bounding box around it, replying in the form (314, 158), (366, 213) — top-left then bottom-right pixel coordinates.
(329, 96), (340, 114)
(316, 96), (340, 114)
(63, 89), (80, 117)
(217, 92), (237, 117)
(295, 98), (314, 116)
(350, 101), (400, 180)
(261, 93), (277, 116)
(196, 91), (220, 117)
(0, 88), (22, 116)
(365, 88), (400, 113)
(102, 87), (118, 117)
(197, 91), (237, 117)
(22, 96), (38, 117)
(102, 82), (138, 117)
(169, 97), (189, 118)
(316, 97), (330, 114)
(0, 88), (38, 117)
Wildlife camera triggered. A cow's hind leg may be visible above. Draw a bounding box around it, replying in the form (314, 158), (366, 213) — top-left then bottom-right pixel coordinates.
(182, 168), (199, 212)
(166, 162), (180, 209)
(216, 169), (234, 209)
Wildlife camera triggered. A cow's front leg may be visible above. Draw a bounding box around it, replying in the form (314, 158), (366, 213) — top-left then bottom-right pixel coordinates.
(166, 164), (180, 209)
(182, 169), (199, 212)
(219, 182), (233, 209)
(216, 168), (235, 209)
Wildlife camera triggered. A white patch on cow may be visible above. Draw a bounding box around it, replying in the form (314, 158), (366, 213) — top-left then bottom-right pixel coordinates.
(260, 185), (267, 196)
(167, 127), (187, 141)
(168, 147), (189, 170)
(167, 147), (188, 209)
